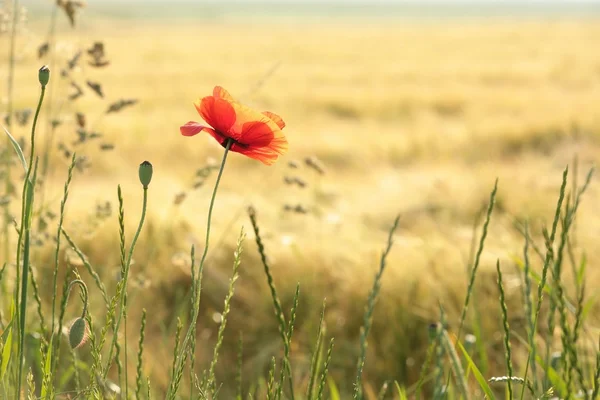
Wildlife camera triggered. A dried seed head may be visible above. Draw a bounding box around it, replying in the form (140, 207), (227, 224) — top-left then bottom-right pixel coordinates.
(69, 317), (88, 349)
(305, 156), (325, 175)
(38, 65), (50, 87)
(138, 161), (153, 189)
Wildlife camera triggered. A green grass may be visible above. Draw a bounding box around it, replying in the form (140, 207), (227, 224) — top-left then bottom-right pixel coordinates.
(2, 3), (600, 399)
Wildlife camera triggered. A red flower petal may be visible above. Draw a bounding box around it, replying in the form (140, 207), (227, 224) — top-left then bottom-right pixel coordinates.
(195, 97), (237, 137)
(262, 111), (285, 129)
(180, 121), (216, 137)
(182, 86), (288, 165)
(240, 121), (275, 146)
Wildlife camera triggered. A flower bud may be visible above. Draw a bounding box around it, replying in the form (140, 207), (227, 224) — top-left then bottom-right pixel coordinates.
(38, 65), (50, 87)
(69, 317), (88, 349)
(138, 161), (153, 189)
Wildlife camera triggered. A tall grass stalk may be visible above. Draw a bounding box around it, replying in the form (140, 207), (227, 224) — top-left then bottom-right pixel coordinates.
(15, 66), (48, 399)
(316, 338), (334, 400)
(415, 324), (439, 399)
(520, 222), (537, 394)
(306, 300), (327, 400)
(205, 228), (245, 395)
(456, 179), (498, 342)
(167, 138), (233, 399)
(353, 215), (400, 400)
(105, 173), (150, 378)
(135, 308), (147, 399)
(496, 260), (513, 399)
(276, 283), (300, 400)
(49, 153), (76, 373)
(248, 206), (295, 399)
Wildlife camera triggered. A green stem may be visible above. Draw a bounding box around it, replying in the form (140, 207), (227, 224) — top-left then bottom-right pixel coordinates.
(167, 138), (232, 398)
(16, 76), (46, 400)
(104, 186), (148, 378)
(67, 279), (89, 318)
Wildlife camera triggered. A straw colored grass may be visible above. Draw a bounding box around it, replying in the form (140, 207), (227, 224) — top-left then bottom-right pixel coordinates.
(2, 14), (600, 396)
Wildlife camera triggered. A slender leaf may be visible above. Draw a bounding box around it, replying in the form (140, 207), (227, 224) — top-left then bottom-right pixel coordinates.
(457, 341), (495, 399)
(2, 124), (27, 172)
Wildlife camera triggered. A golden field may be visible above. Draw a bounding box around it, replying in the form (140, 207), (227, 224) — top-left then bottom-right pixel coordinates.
(2, 8), (600, 396)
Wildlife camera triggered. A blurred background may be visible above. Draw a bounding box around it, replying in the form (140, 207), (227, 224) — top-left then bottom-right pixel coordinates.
(2, 0), (600, 397)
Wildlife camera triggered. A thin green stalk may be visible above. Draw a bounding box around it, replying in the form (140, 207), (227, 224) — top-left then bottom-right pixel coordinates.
(496, 260), (513, 399)
(316, 338), (334, 400)
(248, 206), (294, 399)
(236, 333), (243, 400)
(16, 67), (48, 399)
(30, 266), (47, 338)
(188, 246), (197, 399)
(521, 167), (568, 397)
(521, 222), (537, 395)
(441, 315), (470, 400)
(61, 228), (109, 306)
(415, 324), (439, 399)
(135, 309), (147, 399)
(105, 183), (149, 377)
(167, 138), (233, 399)
(205, 228), (245, 394)
(124, 295), (129, 399)
(276, 283), (300, 400)
(353, 215), (400, 400)
(306, 301), (327, 400)
(49, 153), (76, 374)
(456, 179), (498, 342)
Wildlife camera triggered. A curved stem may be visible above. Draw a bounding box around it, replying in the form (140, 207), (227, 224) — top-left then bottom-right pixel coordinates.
(67, 279), (89, 319)
(167, 138), (232, 398)
(104, 187), (148, 378)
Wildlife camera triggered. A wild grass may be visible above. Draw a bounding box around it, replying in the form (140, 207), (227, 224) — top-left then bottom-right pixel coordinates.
(1, 2), (600, 399)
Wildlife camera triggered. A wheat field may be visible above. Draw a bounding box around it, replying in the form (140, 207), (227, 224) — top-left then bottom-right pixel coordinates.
(2, 3), (600, 397)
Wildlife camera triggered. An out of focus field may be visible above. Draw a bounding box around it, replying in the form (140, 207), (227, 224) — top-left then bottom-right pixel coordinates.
(3, 1), (600, 396)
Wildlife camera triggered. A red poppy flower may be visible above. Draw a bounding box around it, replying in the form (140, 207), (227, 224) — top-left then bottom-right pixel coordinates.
(180, 86), (288, 166)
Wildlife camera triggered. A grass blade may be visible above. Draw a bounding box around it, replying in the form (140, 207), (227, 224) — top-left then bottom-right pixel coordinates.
(2, 124), (27, 173)
(457, 341), (494, 399)
(1, 301), (15, 380)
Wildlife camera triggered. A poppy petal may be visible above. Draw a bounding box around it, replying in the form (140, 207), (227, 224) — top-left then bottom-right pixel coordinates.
(205, 128), (229, 147)
(195, 97), (237, 137)
(234, 130), (288, 165)
(262, 111), (285, 129)
(228, 103), (282, 143)
(240, 120), (276, 146)
(180, 121), (216, 137)
(213, 86), (235, 102)
(235, 143), (286, 165)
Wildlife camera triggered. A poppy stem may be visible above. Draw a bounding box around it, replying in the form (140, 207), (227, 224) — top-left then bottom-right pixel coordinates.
(167, 138), (233, 398)
(197, 137), (233, 279)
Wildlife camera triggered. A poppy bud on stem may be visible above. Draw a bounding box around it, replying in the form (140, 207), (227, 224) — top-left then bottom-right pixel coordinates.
(138, 161), (153, 189)
(66, 280), (89, 349)
(38, 65), (50, 87)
